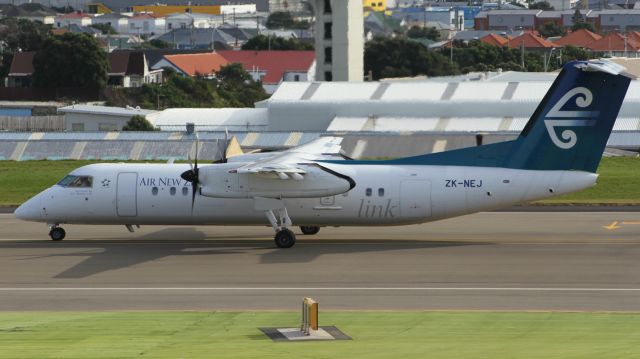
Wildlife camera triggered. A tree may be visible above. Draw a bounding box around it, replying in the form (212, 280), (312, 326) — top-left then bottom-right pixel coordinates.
(529, 1), (554, 10)
(32, 33), (109, 88)
(571, 9), (596, 32)
(266, 11), (295, 29)
(89, 23), (117, 35)
(216, 63), (269, 107)
(406, 26), (441, 41)
(561, 45), (593, 62)
(122, 115), (155, 131)
(148, 39), (173, 49)
(537, 22), (566, 38)
(241, 34), (314, 50)
(364, 37), (458, 80)
(0, 18), (51, 52)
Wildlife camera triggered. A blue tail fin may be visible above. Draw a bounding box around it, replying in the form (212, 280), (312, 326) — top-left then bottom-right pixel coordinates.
(376, 60), (633, 172)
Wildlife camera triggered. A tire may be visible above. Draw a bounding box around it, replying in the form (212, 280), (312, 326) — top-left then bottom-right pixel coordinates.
(49, 227), (65, 241)
(274, 228), (296, 248)
(300, 226), (320, 235)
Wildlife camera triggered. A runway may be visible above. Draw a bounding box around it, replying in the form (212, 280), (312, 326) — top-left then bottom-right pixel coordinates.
(0, 211), (639, 311)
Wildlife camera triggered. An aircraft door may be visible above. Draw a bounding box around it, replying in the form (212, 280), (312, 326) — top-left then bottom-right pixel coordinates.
(117, 172), (138, 217)
(400, 180), (431, 219)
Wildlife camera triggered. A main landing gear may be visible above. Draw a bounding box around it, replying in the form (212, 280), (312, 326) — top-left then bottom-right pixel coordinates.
(256, 197), (298, 248)
(48, 226), (65, 241)
(300, 226), (320, 235)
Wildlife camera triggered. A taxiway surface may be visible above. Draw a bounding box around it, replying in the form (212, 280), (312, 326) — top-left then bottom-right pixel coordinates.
(0, 212), (639, 311)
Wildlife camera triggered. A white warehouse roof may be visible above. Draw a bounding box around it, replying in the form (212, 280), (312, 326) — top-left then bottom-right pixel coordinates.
(150, 108), (268, 131)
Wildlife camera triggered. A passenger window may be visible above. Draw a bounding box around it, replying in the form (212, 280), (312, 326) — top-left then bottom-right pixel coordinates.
(182, 187), (189, 195)
(170, 187), (176, 196)
(152, 187), (158, 196)
(366, 188), (372, 197)
(378, 188), (385, 197)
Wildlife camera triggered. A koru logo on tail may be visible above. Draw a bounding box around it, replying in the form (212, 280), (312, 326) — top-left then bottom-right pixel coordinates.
(544, 87), (599, 149)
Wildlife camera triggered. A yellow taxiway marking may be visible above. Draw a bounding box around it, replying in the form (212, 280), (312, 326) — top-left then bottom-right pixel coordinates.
(603, 221), (640, 230)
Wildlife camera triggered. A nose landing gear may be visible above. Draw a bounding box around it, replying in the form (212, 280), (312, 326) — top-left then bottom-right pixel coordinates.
(48, 226), (65, 241)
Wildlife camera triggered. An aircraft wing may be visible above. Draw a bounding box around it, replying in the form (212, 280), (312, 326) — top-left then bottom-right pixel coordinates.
(235, 137), (344, 178)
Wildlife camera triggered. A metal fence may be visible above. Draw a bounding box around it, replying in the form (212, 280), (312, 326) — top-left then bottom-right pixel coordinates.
(0, 116), (65, 131)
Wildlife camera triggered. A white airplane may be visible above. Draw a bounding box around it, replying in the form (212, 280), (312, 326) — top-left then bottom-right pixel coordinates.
(15, 60), (633, 248)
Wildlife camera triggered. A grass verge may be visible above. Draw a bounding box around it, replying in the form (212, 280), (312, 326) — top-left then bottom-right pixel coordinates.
(1, 157), (639, 206)
(1, 311), (640, 359)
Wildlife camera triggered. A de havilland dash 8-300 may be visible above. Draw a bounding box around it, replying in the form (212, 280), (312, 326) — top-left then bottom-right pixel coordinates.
(14, 60), (633, 248)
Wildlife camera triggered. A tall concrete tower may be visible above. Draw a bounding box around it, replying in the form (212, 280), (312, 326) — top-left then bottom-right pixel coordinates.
(313, 0), (364, 82)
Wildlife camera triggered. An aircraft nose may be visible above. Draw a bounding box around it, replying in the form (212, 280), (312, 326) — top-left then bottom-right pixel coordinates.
(15, 195), (42, 222)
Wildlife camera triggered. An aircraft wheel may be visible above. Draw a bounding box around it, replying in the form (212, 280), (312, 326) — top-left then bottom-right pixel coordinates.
(49, 227), (65, 241)
(300, 226), (320, 235)
(274, 228), (296, 248)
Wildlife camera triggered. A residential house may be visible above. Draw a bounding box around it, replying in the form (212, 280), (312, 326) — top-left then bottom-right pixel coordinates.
(586, 32), (640, 57)
(480, 33), (509, 46)
(508, 32), (561, 54)
(153, 52), (228, 78)
(5, 51), (34, 88)
(165, 13), (214, 31)
(553, 28), (601, 48)
(55, 12), (92, 28)
(92, 12), (130, 33)
(392, 7), (464, 31)
(474, 10), (541, 31)
(126, 13), (165, 36)
(108, 51), (163, 87)
(597, 10), (640, 32)
(0, 3), (57, 24)
(218, 50), (315, 94)
(452, 29), (524, 42)
(152, 28), (242, 50)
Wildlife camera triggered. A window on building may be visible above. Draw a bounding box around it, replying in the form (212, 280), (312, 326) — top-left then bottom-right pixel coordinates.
(98, 123), (118, 131)
(152, 187), (158, 196)
(324, 46), (332, 64)
(324, 71), (332, 81)
(324, 0), (332, 13)
(366, 188), (372, 197)
(324, 22), (332, 40)
(170, 187), (176, 196)
(378, 188), (385, 197)
(71, 123), (85, 131)
(294, 74), (300, 81)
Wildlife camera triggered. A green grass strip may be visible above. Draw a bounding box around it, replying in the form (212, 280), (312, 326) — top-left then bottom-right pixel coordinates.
(1, 311), (640, 359)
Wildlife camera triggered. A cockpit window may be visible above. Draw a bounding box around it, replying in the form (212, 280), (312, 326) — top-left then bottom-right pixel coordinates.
(57, 175), (93, 188)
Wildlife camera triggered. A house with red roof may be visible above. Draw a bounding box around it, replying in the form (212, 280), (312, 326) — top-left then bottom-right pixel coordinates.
(508, 32), (561, 53)
(479, 33), (508, 47)
(154, 52), (229, 78)
(586, 32), (640, 57)
(217, 50), (316, 94)
(553, 29), (601, 48)
(54, 11), (92, 28)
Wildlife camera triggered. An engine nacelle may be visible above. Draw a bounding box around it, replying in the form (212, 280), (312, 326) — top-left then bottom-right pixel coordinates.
(198, 162), (355, 199)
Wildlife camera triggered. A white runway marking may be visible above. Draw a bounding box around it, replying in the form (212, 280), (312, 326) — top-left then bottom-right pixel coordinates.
(1, 287), (640, 292)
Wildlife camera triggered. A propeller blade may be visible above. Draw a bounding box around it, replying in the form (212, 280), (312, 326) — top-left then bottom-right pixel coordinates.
(191, 181), (198, 212)
(223, 128), (229, 163)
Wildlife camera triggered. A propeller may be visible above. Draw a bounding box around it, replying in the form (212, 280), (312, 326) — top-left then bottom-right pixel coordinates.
(180, 132), (200, 212)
